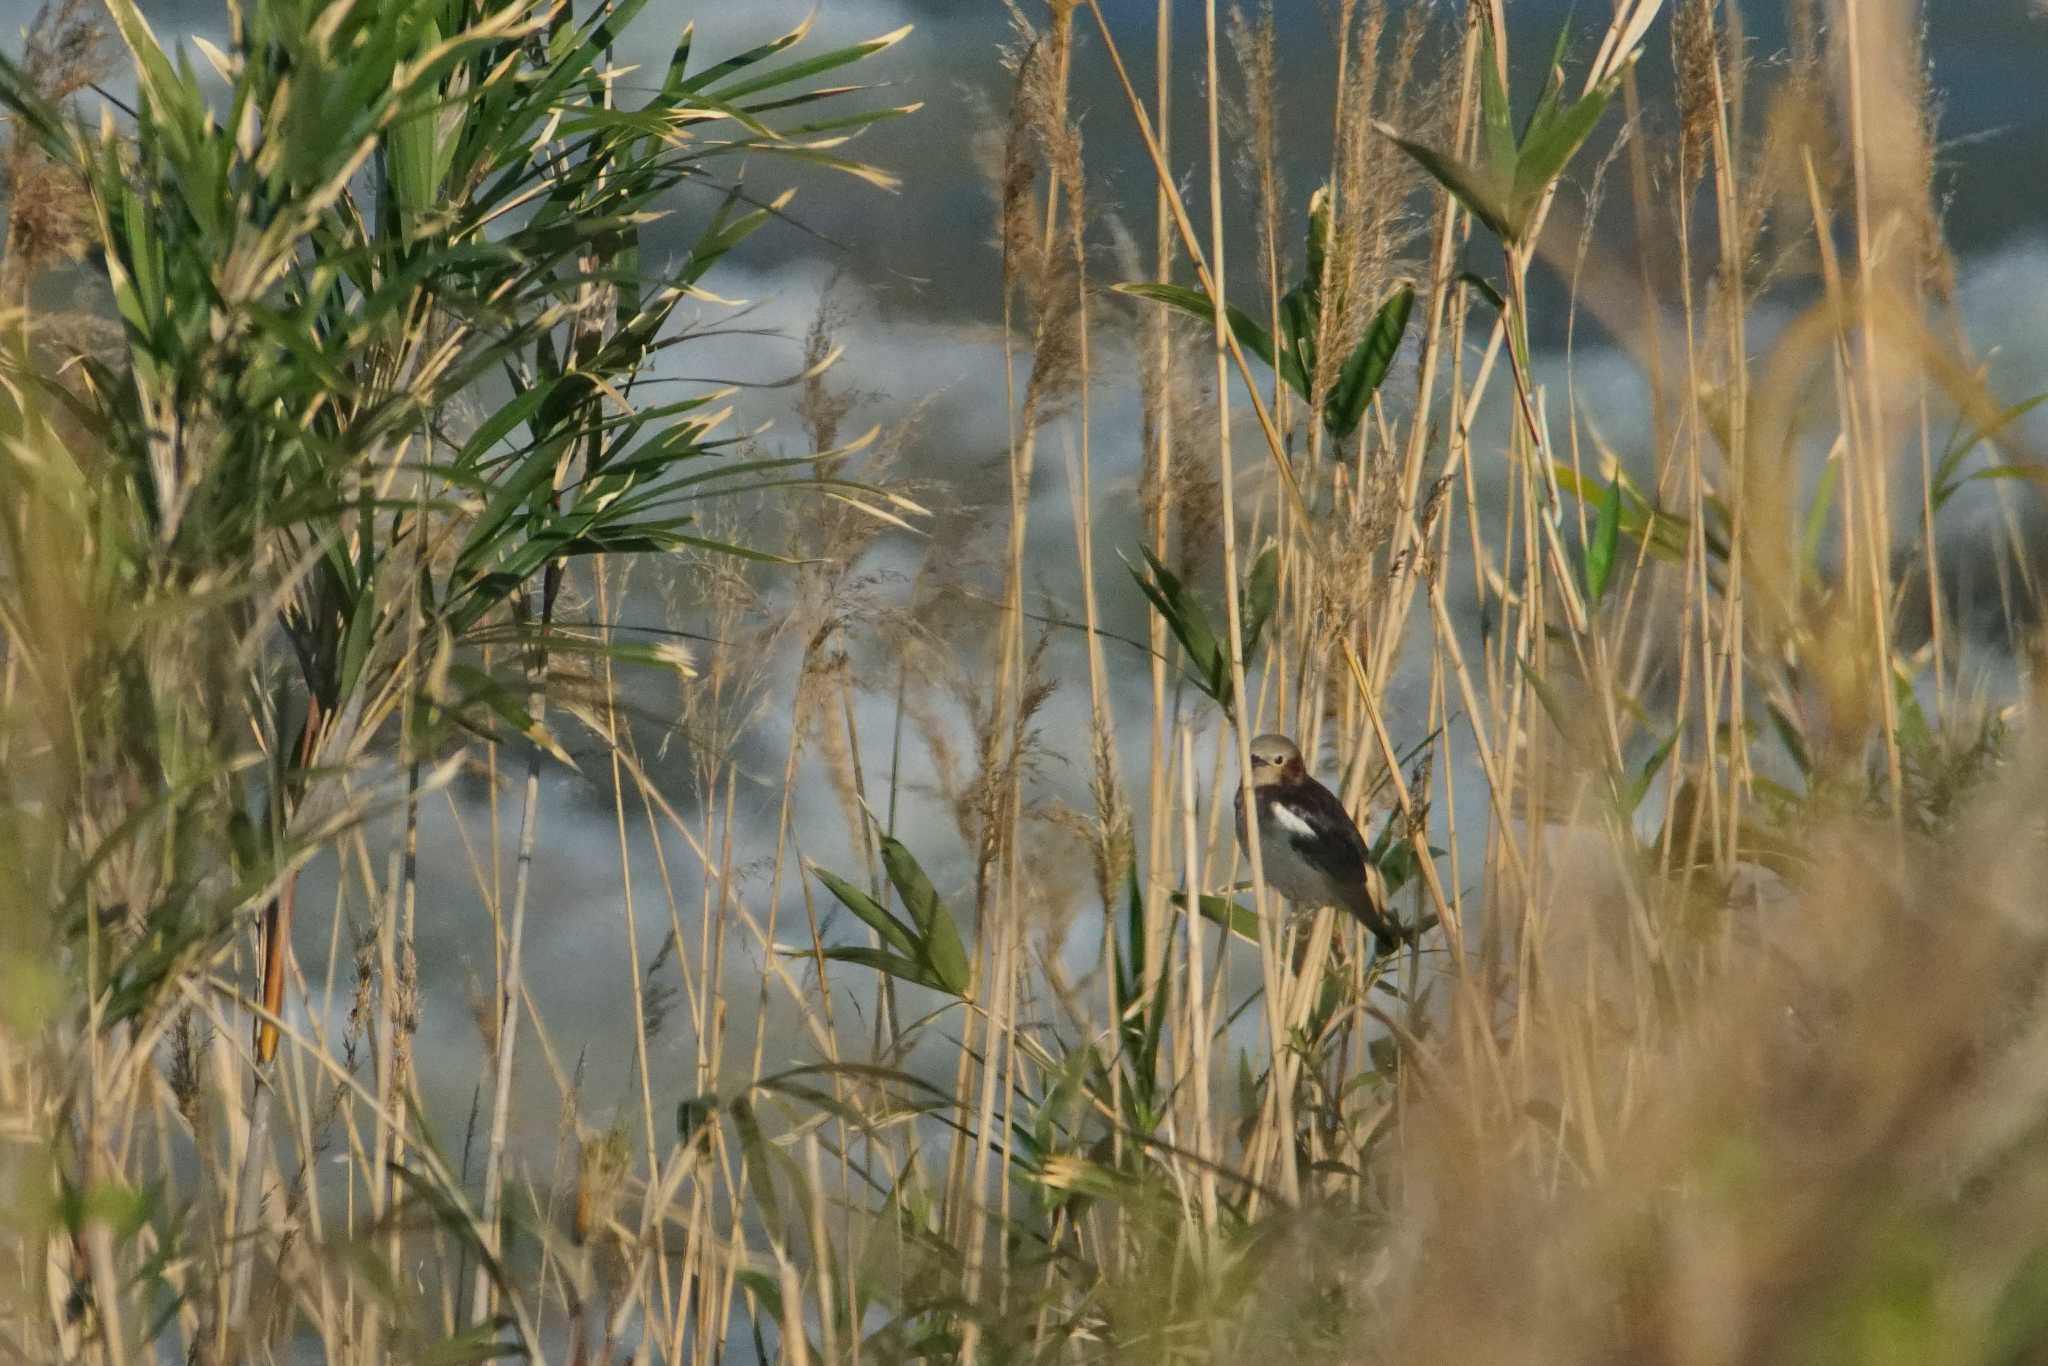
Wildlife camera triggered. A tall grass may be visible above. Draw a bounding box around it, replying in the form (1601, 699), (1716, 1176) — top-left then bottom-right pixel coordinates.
(4, 0), (2048, 1362)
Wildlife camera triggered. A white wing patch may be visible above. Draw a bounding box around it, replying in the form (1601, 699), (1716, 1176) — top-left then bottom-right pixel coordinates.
(1269, 803), (1318, 840)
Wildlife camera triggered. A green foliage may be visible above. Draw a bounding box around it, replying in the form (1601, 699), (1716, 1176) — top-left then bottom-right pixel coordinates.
(413, 1324), (531, 1366)
(1117, 190), (1414, 443)
(1178, 888), (1264, 945)
(1380, 23), (1628, 246)
(812, 833), (973, 997)
(1890, 666), (2010, 837)
(1126, 541), (1278, 720)
(1583, 472), (1624, 603)
(1102, 865), (1172, 1134)
(1552, 461), (1719, 564)
(1552, 449), (2015, 846)
(0, 0), (911, 1000)
(1930, 389), (2048, 511)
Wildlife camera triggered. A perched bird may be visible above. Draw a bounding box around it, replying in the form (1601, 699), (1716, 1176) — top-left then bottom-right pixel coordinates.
(1235, 733), (1404, 956)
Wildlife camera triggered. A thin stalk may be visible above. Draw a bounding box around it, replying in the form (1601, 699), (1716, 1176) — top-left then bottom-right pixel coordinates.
(470, 571), (558, 1328)
(228, 693), (322, 1337)
(1202, 0), (1298, 1209)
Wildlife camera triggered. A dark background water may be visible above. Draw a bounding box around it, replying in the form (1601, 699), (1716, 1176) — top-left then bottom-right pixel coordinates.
(85, 1), (2048, 326)
(834, 0), (2048, 327)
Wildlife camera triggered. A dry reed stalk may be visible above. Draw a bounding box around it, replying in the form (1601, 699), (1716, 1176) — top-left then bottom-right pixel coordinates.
(1196, 0), (1302, 1211)
(1127, 0), (1205, 1268)
(468, 542), (552, 1328)
(954, 10), (1079, 1348)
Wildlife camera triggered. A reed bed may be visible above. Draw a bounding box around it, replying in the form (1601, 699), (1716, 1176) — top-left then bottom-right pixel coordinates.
(3, 0), (2047, 1362)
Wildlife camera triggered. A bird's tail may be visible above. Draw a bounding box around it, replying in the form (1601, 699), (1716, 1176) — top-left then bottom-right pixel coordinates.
(1370, 908), (1440, 959)
(1358, 864), (1439, 959)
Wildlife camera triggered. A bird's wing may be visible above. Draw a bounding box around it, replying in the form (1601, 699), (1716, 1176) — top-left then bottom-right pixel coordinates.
(1272, 780), (1371, 881)
(1277, 780), (1400, 944)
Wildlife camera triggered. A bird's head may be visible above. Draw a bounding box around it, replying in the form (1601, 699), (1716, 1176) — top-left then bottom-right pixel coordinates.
(1245, 733), (1306, 785)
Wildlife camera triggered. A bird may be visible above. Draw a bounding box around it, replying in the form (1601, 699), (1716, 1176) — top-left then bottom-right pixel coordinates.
(1234, 732), (1405, 956)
